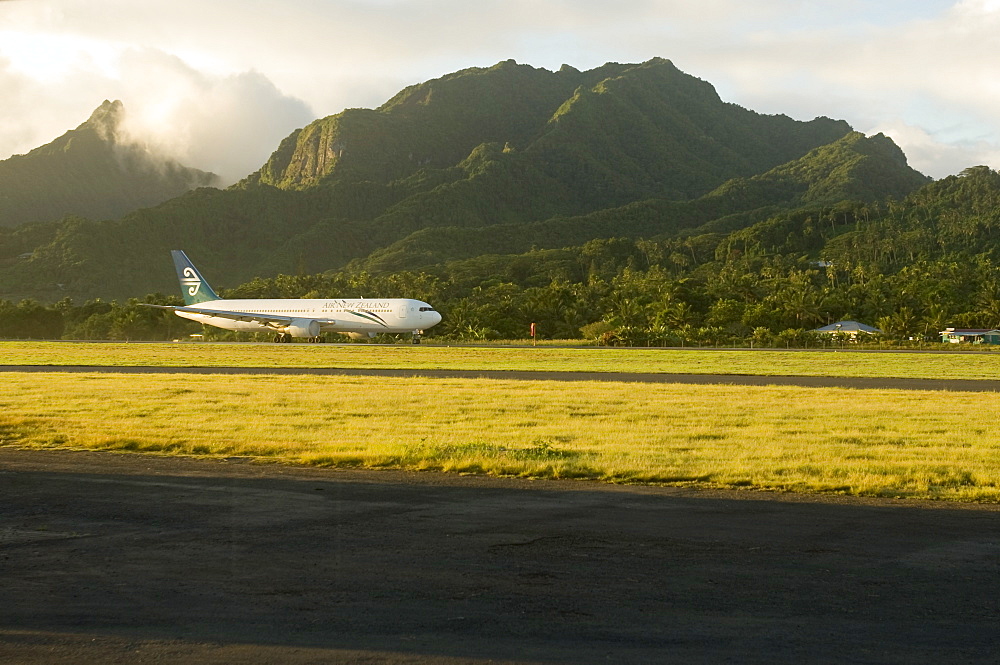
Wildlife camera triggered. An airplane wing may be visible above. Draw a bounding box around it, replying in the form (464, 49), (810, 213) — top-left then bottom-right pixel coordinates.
(140, 304), (336, 328)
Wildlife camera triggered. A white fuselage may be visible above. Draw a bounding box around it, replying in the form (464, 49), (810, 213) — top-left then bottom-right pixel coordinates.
(175, 297), (441, 336)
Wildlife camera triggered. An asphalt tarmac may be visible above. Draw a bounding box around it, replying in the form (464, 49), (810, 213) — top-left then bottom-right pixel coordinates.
(2, 448), (998, 664)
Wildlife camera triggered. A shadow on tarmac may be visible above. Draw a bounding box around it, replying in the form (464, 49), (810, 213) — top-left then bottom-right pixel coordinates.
(2, 449), (999, 663)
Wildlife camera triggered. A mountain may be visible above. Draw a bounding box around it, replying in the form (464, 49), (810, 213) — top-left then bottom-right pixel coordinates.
(355, 131), (931, 273)
(250, 59), (850, 201)
(0, 100), (219, 228)
(0, 59), (929, 302)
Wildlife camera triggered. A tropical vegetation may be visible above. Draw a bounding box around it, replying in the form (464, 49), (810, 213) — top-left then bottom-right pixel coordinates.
(3, 59), (1000, 346)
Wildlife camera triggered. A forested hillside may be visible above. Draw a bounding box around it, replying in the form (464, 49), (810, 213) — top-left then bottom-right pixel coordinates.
(10, 57), (994, 347)
(355, 131), (929, 273)
(165, 166), (1000, 346)
(10, 164), (999, 344)
(0, 100), (218, 228)
(0, 59), (869, 302)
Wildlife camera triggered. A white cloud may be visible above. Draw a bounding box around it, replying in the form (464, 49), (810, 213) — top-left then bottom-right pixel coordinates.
(0, 52), (110, 156)
(670, 1), (1000, 177)
(112, 49), (314, 184)
(872, 120), (1000, 179)
(0, 40), (312, 184)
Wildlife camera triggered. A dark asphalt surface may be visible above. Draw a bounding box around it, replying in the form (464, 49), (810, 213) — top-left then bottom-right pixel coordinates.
(2, 449), (999, 664)
(4, 364), (1000, 392)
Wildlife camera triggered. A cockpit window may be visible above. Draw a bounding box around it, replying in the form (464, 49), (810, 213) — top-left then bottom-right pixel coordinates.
(419, 307), (436, 312)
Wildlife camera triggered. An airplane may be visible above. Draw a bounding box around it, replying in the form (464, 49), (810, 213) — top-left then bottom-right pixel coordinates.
(144, 250), (442, 343)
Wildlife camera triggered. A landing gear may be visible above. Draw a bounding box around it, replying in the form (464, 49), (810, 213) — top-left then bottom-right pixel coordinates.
(273, 333), (292, 343)
(411, 330), (423, 345)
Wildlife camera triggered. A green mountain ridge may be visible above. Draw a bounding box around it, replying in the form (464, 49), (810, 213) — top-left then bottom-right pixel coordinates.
(207, 165), (1000, 345)
(0, 59), (927, 302)
(248, 59), (852, 206)
(0, 100), (219, 228)
(355, 131), (930, 274)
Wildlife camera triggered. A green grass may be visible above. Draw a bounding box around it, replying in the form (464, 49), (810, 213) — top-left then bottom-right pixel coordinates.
(2, 371), (999, 502)
(2, 341), (1000, 380)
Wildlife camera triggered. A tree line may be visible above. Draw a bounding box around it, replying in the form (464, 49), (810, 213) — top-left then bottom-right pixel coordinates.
(7, 167), (1000, 346)
(4, 243), (998, 347)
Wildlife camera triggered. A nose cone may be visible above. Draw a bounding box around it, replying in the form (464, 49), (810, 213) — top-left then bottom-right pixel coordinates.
(429, 311), (442, 328)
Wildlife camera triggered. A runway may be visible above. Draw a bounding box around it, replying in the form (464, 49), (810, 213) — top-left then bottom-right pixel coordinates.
(3, 363), (1000, 391)
(2, 448), (998, 664)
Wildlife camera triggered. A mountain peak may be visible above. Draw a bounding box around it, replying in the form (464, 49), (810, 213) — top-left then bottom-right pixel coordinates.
(83, 99), (126, 142)
(87, 99), (124, 122)
(250, 58), (834, 195)
(0, 100), (218, 228)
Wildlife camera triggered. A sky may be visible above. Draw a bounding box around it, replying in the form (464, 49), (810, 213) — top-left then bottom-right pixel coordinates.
(2, 0), (999, 184)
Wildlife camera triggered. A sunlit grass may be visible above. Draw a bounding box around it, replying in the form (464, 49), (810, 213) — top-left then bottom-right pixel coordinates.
(2, 371), (999, 502)
(2, 341), (1000, 380)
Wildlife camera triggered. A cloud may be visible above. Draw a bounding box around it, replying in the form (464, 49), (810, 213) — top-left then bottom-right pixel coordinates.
(870, 120), (1000, 179)
(0, 52), (112, 156)
(658, 1), (1000, 177)
(1, 1), (817, 119)
(112, 48), (314, 184)
(0, 43), (313, 185)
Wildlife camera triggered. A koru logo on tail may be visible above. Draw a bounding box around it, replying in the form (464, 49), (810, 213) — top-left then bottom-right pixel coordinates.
(181, 267), (201, 297)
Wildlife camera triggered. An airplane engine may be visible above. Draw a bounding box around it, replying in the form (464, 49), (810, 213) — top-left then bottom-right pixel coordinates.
(344, 332), (378, 340)
(285, 318), (321, 338)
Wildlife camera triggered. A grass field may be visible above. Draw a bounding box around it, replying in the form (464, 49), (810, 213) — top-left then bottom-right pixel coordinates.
(2, 341), (1000, 380)
(2, 371), (999, 502)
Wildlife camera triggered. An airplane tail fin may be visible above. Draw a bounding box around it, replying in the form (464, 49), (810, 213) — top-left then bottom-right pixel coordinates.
(171, 250), (220, 305)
